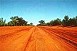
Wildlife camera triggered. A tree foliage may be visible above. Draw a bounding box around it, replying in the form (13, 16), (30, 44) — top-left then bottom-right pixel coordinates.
(51, 18), (61, 26)
(37, 16), (77, 26)
(0, 18), (6, 26)
(37, 20), (46, 26)
(62, 16), (69, 26)
(8, 16), (27, 26)
(0, 15), (77, 26)
(0, 16), (29, 26)
(27, 23), (34, 26)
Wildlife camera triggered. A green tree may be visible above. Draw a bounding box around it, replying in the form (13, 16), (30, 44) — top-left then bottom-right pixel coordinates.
(68, 18), (76, 26)
(50, 20), (54, 25)
(62, 15), (69, 26)
(68, 16), (77, 26)
(75, 16), (77, 26)
(49, 18), (61, 26)
(53, 18), (61, 26)
(0, 18), (6, 26)
(39, 20), (45, 26)
(8, 16), (27, 26)
(46, 22), (51, 26)
(8, 21), (15, 26)
(29, 23), (33, 26)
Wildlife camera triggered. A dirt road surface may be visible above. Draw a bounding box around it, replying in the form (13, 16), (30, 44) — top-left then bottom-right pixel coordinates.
(0, 26), (77, 51)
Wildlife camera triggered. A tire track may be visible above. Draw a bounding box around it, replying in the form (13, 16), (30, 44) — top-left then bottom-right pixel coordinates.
(0, 27), (33, 51)
(24, 27), (36, 51)
(39, 26), (77, 49)
(0, 27), (32, 42)
(0, 26), (77, 51)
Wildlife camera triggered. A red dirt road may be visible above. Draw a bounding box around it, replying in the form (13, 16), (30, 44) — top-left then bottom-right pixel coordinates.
(0, 26), (77, 51)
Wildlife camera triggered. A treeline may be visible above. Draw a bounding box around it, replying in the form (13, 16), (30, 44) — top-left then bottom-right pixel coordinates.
(0, 16), (33, 26)
(0, 15), (77, 26)
(37, 15), (77, 26)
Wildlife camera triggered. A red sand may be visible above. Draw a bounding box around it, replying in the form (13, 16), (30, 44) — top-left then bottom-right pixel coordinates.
(0, 26), (77, 51)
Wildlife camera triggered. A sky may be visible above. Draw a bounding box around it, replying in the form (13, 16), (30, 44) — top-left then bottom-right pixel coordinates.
(0, 0), (77, 25)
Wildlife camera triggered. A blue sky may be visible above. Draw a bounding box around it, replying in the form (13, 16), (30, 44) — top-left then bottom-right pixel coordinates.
(0, 0), (77, 25)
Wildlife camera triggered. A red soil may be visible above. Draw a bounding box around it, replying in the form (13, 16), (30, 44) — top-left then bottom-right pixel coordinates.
(0, 26), (77, 51)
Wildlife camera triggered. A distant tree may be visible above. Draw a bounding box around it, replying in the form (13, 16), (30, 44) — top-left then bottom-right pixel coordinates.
(27, 23), (33, 26)
(39, 20), (45, 26)
(62, 15), (69, 26)
(75, 16), (77, 26)
(68, 18), (76, 26)
(0, 15), (77, 26)
(49, 18), (61, 26)
(53, 18), (61, 26)
(9, 16), (18, 26)
(50, 20), (54, 25)
(0, 18), (6, 26)
(68, 16), (77, 26)
(29, 23), (33, 26)
(46, 22), (51, 26)
(8, 16), (27, 26)
(8, 21), (15, 26)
